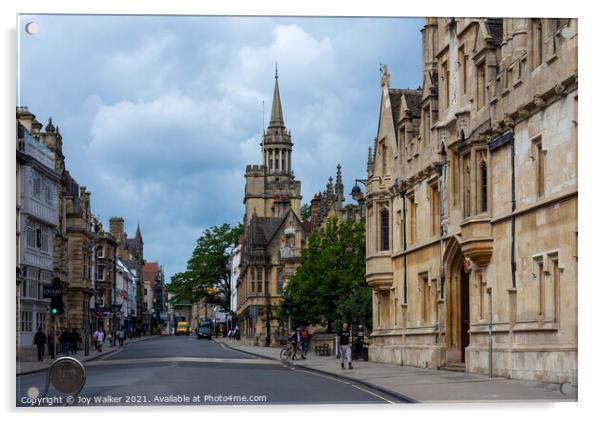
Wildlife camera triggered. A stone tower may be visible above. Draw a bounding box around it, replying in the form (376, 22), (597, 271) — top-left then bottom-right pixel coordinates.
(244, 68), (302, 226)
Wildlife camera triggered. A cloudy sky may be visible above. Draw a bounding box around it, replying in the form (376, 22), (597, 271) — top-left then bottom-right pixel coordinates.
(17, 14), (423, 281)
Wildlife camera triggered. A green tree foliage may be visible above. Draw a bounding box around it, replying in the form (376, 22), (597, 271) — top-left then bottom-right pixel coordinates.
(167, 223), (243, 311)
(300, 203), (311, 222)
(280, 217), (367, 332)
(332, 287), (373, 333)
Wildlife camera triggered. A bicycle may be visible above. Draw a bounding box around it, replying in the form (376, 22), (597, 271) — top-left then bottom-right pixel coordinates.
(279, 341), (301, 361)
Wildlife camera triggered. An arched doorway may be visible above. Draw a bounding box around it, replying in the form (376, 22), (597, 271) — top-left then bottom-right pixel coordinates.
(442, 236), (470, 365)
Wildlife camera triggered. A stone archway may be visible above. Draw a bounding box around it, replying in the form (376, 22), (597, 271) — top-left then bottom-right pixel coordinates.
(442, 235), (469, 365)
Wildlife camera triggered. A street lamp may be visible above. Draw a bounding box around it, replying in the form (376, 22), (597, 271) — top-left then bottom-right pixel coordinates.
(350, 179), (368, 202)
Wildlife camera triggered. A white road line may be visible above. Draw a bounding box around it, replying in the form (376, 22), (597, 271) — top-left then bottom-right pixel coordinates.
(298, 368), (350, 385)
(351, 384), (395, 404)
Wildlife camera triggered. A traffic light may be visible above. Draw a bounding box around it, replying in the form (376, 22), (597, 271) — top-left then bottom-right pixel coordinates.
(50, 295), (64, 316)
(283, 295), (292, 315)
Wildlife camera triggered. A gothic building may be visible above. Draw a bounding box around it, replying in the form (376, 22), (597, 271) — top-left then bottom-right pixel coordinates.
(109, 217), (145, 332)
(237, 71), (307, 346)
(310, 164), (365, 231)
(365, 18), (577, 383)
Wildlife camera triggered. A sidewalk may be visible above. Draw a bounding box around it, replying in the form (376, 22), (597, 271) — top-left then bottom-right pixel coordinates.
(216, 338), (578, 403)
(17, 335), (156, 376)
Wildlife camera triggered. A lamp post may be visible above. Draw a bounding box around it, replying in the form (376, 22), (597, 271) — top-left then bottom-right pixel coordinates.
(350, 179), (368, 202)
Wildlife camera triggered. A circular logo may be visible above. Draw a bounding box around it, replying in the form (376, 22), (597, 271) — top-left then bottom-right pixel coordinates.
(49, 358), (86, 394)
(27, 386), (39, 399)
(25, 22), (39, 35)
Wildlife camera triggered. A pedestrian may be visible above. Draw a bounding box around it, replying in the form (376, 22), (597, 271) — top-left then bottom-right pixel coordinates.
(59, 328), (71, 356)
(289, 328), (302, 360)
(118, 328), (124, 346)
(94, 328), (105, 352)
(92, 328), (99, 351)
(70, 328), (80, 356)
(338, 323), (353, 369)
(33, 327), (47, 361)
(47, 330), (55, 359)
(301, 327), (310, 360)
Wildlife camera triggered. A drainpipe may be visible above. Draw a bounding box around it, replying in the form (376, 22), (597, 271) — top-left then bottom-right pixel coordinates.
(400, 190), (408, 304)
(511, 140), (516, 289)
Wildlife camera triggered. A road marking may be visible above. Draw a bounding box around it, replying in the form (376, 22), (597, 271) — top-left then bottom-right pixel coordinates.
(86, 356), (278, 367)
(351, 384), (395, 404)
(297, 368), (350, 385)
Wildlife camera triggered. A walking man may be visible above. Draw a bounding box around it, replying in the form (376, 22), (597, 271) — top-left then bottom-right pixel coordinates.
(338, 322), (353, 370)
(47, 330), (55, 359)
(33, 327), (47, 361)
(59, 328), (71, 356)
(70, 328), (80, 356)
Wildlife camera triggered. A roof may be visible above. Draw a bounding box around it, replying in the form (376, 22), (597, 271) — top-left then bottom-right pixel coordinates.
(485, 18), (503, 46)
(143, 262), (159, 283)
(403, 90), (423, 117)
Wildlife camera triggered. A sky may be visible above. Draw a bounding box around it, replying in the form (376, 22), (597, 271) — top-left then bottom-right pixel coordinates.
(17, 14), (423, 282)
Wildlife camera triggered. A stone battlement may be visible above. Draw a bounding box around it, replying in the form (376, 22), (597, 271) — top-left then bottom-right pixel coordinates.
(246, 164), (266, 175)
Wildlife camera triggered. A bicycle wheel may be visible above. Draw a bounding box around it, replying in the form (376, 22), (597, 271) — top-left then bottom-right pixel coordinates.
(280, 346), (291, 361)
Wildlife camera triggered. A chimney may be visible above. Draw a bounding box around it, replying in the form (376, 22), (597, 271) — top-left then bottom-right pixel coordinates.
(109, 217), (125, 244)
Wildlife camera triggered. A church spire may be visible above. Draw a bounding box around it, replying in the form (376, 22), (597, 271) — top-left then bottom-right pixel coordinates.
(135, 222), (143, 243)
(269, 63), (285, 128)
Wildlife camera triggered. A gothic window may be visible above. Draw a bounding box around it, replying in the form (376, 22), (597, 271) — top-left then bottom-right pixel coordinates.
(277, 271), (284, 294)
(257, 269), (263, 293)
(463, 157), (471, 218)
(251, 268), (255, 293)
(534, 139), (545, 198)
(531, 19), (543, 69)
(477, 62), (486, 110)
(420, 272), (430, 324)
(423, 106), (431, 145)
(98, 264), (105, 281)
(379, 207), (390, 251)
(407, 194), (416, 244)
(479, 160), (488, 213)
(429, 182), (440, 237)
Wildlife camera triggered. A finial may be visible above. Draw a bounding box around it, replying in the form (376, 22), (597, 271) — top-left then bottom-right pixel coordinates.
(275, 62), (278, 80)
(46, 117), (55, 133)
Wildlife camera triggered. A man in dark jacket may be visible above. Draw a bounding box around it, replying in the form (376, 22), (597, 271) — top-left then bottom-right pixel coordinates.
(70, 328), (81, 355)
(47, 330), (55, 359)
(59, 328), (71, 356)
(33, 327), (47, 361)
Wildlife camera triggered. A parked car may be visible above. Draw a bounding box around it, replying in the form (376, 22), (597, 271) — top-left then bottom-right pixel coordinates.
(197, 325), (212, 340)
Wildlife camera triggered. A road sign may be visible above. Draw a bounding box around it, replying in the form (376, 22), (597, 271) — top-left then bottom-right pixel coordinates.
(43, 285), (63, 298)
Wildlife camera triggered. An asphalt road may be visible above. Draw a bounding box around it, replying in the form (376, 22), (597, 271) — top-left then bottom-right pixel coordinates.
(16, 335), (401, 406)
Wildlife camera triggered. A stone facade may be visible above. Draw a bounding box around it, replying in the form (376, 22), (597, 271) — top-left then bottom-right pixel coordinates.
(109, 217), (145, 332)
(16, 109), (61, 355)
(237, 71), (308, 346)
(365, 18), (577, 384)
(64, 175), (96, 338)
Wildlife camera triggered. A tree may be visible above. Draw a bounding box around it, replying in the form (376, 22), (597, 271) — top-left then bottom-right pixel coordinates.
(167, 223), (243, 311)
(280, 217), (367, 332)
(300, 203), (311, 222)
(332, 287), (372, 333)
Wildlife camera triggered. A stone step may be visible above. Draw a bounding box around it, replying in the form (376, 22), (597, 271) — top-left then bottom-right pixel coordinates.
(440, 363), (466, 372)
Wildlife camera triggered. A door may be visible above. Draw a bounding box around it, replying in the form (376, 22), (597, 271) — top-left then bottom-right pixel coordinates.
(460, 267), (470, 363)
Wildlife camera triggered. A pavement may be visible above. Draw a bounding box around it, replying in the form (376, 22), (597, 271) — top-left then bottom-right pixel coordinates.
(16, 335), (402, 406)
(16, 335), (156, 376)
(216, 338), (579, 403)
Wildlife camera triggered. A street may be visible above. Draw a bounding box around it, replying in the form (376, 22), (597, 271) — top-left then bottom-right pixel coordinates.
(16, 336), (402, 406)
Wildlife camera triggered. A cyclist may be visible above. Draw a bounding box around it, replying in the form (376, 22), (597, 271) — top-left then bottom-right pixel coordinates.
(289, 328), (303, 360)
